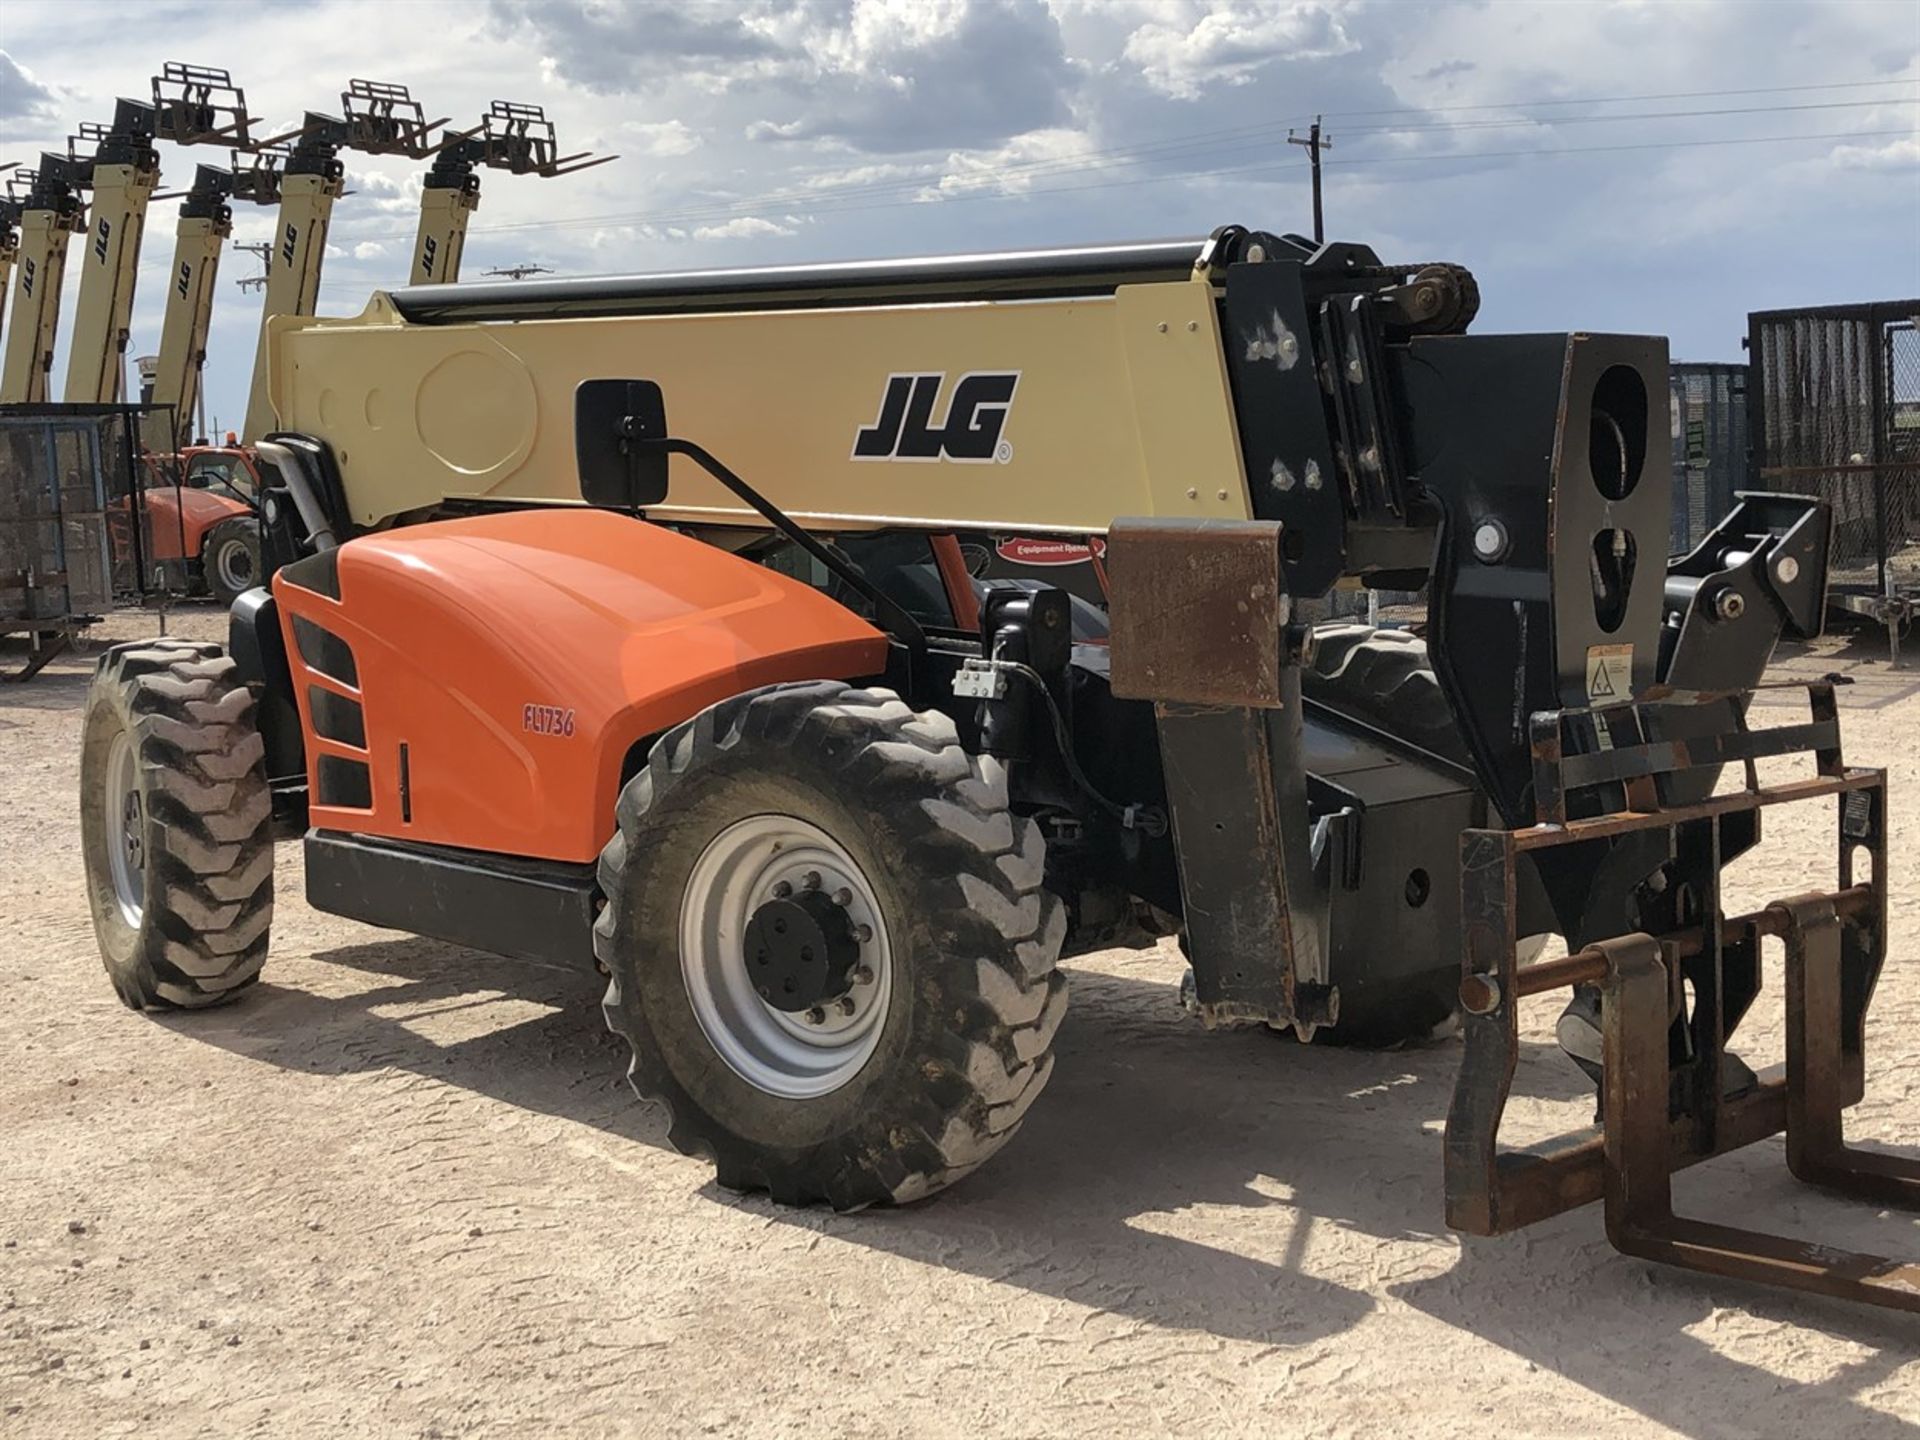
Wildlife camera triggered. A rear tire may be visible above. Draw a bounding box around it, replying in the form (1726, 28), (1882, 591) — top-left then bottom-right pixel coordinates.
(203, 518), (262, 604)
(79, 641), (274, 1009)
(596, 681), (1067, 1209)
(1303, 624), (1466, 1046)
(1303, 623), (1469, 767)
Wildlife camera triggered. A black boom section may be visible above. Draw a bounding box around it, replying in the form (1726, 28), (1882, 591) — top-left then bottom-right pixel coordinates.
(306, 831), (600, 967)
(389, 237), (1234, 323)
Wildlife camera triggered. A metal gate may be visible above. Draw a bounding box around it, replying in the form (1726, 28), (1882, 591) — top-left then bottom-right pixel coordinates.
(0, 403), (163, 678)
(1748, 300), (1920, 609)
(1669, 362), (1747, 554)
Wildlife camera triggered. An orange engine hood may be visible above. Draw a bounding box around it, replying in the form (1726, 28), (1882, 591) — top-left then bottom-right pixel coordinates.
(273, 508), (889, 863)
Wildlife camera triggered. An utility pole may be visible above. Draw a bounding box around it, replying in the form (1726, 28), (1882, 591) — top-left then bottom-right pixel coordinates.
(234, 239), (271, 292)
(1286, 115), (1331, 245)
(482, 262), (551, 280)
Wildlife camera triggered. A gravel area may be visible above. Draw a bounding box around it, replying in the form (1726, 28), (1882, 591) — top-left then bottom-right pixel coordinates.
(2, 604), (1916, 1438)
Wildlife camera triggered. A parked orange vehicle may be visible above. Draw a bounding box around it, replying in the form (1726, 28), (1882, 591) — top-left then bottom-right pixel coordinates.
(129, 442), (265, 602)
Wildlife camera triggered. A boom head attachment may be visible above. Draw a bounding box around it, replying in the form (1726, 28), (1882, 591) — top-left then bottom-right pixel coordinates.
(68, 100), (161, 180)
(470, 100), (612, 178)
(18, 156), (86, 220)
(152, 62), (253, 148)
(177, 163), (237, 222)
(342, 79), (448, 160)
(229, 146), (288, 208)
(254, 113), (351, 180)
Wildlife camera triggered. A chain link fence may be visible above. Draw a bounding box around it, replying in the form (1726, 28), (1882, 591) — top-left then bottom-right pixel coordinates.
(1668, 363), (1747, 555)
(0, 404), (179, 674)
(1748, 300), (1920, 599)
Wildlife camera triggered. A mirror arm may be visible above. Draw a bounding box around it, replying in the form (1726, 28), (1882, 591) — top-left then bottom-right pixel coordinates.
(632, 435), (928, 679)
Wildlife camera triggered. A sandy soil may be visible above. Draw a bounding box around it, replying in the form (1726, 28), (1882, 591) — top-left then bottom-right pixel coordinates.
(2, 605), (1916, 1439)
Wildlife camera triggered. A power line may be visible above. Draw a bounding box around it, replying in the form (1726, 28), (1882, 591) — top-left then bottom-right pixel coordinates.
(1334, 98), (1917, 136)
(1313, 75), (1920, 120)
(446, 120), (1920, 234)
(300, 126), (1909, 281)
(327, 83), (1917, 246)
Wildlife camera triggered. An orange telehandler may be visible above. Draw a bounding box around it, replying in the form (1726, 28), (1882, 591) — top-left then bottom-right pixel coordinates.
(79, 227), (1916, 1309)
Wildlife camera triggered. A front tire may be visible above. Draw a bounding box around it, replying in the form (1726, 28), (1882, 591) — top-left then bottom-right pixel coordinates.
(202, 518), (263, 605)
(596, 682), (1068, 1209)
(79, 641), (274, 1008)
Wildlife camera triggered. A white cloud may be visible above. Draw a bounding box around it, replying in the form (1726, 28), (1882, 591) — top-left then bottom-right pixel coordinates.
(0, 49), (61, 122)
(346, 168), (423, 215)
(500, 0), (1078, 153)
(692, 215), (798, 240)
(1119, 1), (1358, 100)
(4, 0), (1915, 421)
(625, 118), (701, 157)
(1832, 136), (1920, 171)
(934, 128), (1097, 197)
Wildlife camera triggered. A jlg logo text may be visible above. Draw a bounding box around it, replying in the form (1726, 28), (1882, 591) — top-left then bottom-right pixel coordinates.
(852, 372), (1018, 464)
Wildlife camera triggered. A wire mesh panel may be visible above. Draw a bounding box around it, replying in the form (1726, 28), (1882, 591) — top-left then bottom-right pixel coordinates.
(0, 404), (159, 631)
(1889, 319), (1920, 593)
(1668, 362), (1748, 554)
(1748, 300), (1920, 595)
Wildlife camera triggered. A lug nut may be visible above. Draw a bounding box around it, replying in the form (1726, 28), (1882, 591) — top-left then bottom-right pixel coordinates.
(855, 924), (873, 944)
(804, 1006), (827, 1026)
(836, 996), (858, 1017)
(852, 964), (875, 985)
(832, 887), (852, 907)
(771, 880), (792, 899)
(802, 870), (821, 891)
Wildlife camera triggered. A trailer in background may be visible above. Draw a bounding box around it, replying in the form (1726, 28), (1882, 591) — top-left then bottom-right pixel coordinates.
(0, 404), (155, 679)
(1748, 299), (1920, 660)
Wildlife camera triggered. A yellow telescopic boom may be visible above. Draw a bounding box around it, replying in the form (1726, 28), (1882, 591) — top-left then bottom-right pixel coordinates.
(0, 160), (86, 404)
(63, 101), (163, 405)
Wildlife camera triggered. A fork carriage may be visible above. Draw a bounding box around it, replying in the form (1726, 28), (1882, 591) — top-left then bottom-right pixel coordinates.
(1446, 679), (1917, 1312)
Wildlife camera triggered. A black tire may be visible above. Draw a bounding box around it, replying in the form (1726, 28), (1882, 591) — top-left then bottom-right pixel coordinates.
(80, 640), (274, 1009)
(202, 517), (262, 604)
(1303, 624), (1468, 1045)
(1302, 623), (1469, 767)
(596, 681), (1068, 1209)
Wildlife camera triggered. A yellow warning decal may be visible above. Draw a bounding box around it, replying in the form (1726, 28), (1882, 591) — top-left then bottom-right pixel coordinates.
(1585, 643), (1633, 703)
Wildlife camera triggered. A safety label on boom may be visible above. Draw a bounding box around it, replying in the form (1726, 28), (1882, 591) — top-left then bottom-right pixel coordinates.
(1585, 643), (1633, 703)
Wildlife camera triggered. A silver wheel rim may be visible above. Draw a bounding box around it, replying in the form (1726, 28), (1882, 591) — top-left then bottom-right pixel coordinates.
(679, 814), (893, 1099)
(104, 731), (145, 926)
(214, 536), (255, 592)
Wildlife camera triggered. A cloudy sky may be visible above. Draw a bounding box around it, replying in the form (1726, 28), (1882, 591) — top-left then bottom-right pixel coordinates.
(2, 0), (1915, 433)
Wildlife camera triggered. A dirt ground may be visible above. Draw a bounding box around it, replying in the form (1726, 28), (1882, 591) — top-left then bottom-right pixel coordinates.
(2, 605), (1916, 1439)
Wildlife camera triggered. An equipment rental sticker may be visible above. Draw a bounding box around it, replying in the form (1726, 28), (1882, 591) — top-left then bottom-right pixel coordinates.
(1585, 643), (1633, 702)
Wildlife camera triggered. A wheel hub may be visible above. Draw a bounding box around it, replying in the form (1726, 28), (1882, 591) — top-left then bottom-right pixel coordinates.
(678, 814), (894, 1099)
(104, 730), (145, 926)
(217, 539), (255, 591)
(744, 890), (861, 1013)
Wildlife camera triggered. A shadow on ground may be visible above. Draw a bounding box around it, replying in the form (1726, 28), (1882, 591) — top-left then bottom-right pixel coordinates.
(160, 931), (1918, 1439)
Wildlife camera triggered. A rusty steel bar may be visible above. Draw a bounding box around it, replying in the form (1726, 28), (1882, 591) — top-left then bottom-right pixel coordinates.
(1505, 885), (1875, 1001)
(1510, 768), (1882, 852)
(1780, 895), (1920, 1212)
(1601, 919), (1920, 1314)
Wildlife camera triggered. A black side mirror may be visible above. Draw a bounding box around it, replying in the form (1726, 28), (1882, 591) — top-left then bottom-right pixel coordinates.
(575, 379), (669, 509)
